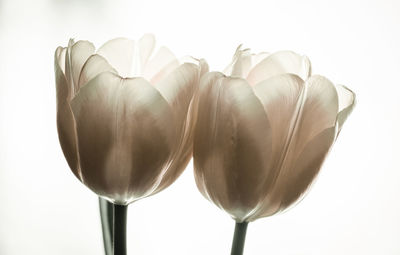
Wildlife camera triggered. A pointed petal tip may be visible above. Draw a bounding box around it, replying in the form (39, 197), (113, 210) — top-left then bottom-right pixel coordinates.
(178, 56), (209, 74)
(337, 84), (356, 104)
(68, 38), (75, 48)
(235, 44), (243, 52)
(335, 84), (356, 133)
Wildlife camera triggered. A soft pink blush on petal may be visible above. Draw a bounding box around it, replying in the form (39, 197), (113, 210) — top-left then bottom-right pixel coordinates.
(247, 51), (311, 86)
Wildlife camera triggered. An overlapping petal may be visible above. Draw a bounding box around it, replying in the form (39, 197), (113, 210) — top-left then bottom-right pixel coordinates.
(70, 72), (177, 204)
(253, 74), (305, 175)
(138, 33), (156, 69)
(143, 46), (179, 84)
(152, 63), (202, 191)
(336, 84), (356, 133)
(78, 54), (116, 89)
(65, 40), (95, 94)
(193, 44), (348, 222)
(247, 51), (311, 85)
(56, 47), (67, 73)
(223, 45), (269, 79)
(54, 48), (80, 179)
(194, 72), (273, 221)
(224, 46), (252, 78)
(279, 126), (336, 209)
(250, 75), (338, 218)
(55, 35), (205, 205)
(97, 38), (135, 78)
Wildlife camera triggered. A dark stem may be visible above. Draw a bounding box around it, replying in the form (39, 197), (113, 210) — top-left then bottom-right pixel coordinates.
(99, 197), (114, 255)
(230, 221), (249, 255)
(113, 204), (128, 255)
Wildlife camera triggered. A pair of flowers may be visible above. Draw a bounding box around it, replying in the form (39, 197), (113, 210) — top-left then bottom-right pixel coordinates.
(54, 34), (355, 254)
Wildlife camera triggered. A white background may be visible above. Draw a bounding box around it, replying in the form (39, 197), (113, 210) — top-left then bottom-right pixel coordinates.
(0, 0), (399, 254)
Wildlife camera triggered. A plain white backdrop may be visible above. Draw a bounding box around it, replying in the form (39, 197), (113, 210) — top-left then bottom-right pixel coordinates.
(0, 0), (399, 254)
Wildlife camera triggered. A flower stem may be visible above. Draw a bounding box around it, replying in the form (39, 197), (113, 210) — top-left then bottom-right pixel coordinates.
(99, 197), (114, 255)
(113, 204), (128, 255)
(230, 221), (249, 255)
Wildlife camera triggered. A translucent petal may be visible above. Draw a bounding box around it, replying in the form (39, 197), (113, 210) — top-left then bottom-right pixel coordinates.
(143, 46), (179, 84)
(336, 84), (356, 133)
(70, 72), (176, 204)
(97, 38), (135, 78)
(78, 54), (116, 89)
(54, 48), (80, 179)
(247, 51), (311, 85)
(193, 73), (273, 222)
(65, 40), (95, 93)
(251, 75), (338, 219)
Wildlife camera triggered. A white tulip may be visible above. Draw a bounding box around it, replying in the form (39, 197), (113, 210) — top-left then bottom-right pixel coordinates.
(193, 45), (355, 223)
(55, 34), (208, 205)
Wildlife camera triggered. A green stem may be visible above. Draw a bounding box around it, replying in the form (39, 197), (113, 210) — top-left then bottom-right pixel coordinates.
(230, 221), (249, 255)
(99, 197), (114, 255)
(113, 204), (128, 255)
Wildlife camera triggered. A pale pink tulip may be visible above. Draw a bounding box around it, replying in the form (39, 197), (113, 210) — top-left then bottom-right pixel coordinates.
(55, 34), (208, 205)
(193, 46), (355, 222)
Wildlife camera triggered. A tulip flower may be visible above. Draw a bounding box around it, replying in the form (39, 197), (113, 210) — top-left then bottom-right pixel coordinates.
(54, 34), (207, 255)
(193, 46), (355, 254)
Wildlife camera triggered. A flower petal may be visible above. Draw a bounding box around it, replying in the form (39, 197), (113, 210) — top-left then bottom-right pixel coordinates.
(199, 58), (210, 77)
(251, 52), (269, 67)
(97, 38), (135, 78)
(250, 74), (304, 218)
(251, 127), (336, 219)
(193, 73), (273, 222)
(223, 45), (252, 78)
(54, 48), (80, 179)
(247, 51), (311, 85)
(138, 34), (156, 69)
(336, 84), (356, 133)
(280, 127), (336, 209)
(70, 72), (176, 204)
(143, 46), (179, 84)
(251, 74), (338, 219)
(155, 63), (198, 110)
(78, 54), (117, 89)
(193, 72), (224, 201)
(300, 75), (339, 143)
(65, 40), (95, 94)
(55, 46), (67, 74)
(253, 74), (305, 172)
(154, 62), (205, 193)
